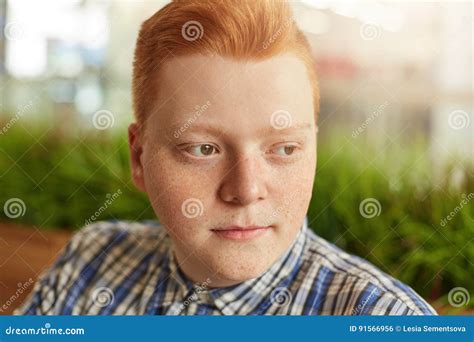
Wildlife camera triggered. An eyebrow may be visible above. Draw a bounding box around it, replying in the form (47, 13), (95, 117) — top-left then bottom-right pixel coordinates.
(171, 122), (313, 137)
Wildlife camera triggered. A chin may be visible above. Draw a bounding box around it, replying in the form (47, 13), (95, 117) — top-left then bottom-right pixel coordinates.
(205, 248), (277, 285)
(216, 264), (266, 284)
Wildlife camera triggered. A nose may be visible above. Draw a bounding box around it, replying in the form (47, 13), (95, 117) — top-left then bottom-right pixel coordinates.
(219, 155), (268, 206)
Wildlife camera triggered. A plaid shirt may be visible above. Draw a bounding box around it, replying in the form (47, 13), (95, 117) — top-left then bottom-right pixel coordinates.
(15, 218), (437, 315)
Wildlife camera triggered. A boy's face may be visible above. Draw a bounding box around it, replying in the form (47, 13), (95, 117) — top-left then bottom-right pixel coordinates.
(129, 53), (317, 287)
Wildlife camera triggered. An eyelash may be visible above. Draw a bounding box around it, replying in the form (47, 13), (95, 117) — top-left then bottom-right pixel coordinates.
(178, 143), (301, 159)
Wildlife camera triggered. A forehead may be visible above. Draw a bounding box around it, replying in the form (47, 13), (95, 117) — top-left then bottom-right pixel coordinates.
(150, 53), (314, 134)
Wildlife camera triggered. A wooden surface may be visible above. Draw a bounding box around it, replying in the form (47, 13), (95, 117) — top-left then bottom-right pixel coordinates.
(0, 223), (72, 315)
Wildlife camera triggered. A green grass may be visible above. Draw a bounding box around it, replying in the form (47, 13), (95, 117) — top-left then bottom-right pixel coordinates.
(309, 131), (473, 312)
(0, 122), (472, 311)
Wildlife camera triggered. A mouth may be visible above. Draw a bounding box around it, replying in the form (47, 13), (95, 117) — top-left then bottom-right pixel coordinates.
(210, 225), (272, 241)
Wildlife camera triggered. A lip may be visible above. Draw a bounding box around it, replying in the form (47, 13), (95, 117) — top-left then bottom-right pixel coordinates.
(211, 225), (272, 241)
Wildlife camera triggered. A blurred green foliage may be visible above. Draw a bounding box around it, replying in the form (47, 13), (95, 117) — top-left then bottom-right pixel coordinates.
(0, 123), (472, 311)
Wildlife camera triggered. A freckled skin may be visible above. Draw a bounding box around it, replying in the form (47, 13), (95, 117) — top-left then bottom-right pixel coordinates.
(128, 53), (317, 288)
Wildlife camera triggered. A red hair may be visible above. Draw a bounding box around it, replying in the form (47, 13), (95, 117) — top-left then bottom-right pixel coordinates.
(132, 0), (319, 125)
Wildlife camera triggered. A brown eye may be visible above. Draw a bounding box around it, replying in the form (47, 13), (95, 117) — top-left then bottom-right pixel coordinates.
(273, 144), (298, 156)
(284, 146), (296, 155)
(200, 144), (215, 156)
(186, 143), (219, 157)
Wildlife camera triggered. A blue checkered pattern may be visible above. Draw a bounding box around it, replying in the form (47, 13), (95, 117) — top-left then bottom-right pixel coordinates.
(15, 218), (437, 315)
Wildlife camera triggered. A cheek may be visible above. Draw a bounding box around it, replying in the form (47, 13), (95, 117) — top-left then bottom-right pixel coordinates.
(273, 152), (316, 197)
(276, 177), (313, 226)
(141, 149), (214, 236)
(268, 156), (316, 228)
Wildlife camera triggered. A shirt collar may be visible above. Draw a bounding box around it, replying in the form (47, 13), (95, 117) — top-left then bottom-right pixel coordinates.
(167, 217), (308, 315)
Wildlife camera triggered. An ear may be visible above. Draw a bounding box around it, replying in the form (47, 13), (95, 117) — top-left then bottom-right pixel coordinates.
(128, 123), (147, 192)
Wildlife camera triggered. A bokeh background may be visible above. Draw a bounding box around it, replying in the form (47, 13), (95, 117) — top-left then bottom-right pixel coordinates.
(0, 0), (472, 315)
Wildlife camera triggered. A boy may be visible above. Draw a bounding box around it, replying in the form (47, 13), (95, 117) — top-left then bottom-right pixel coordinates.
(15, 0), (436, 315)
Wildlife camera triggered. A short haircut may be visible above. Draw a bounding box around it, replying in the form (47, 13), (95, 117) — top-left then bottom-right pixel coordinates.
(132, 0), (319, 126)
